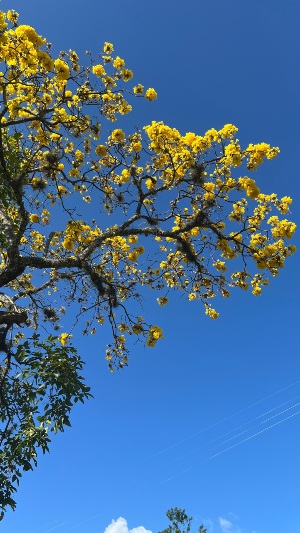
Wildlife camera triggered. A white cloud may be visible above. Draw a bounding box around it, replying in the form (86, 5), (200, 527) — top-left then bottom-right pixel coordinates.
(104, 517), (152, 533)
(219, 517), (233, 532)
(218, 517), (241, 533)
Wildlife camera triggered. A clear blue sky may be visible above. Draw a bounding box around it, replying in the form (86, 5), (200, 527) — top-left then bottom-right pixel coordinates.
(2, 1), (300, 532)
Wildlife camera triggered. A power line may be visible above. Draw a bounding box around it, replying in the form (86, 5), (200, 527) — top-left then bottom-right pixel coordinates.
(160, 407), (300, 484)
(143, 378), (300, 463)
(153, 395), (300, 471)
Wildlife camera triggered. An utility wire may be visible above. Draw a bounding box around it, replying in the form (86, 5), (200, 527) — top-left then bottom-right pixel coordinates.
(143, 378), (300, 462)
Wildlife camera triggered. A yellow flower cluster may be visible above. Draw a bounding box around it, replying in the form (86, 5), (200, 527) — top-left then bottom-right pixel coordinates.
(0, 10), (156, 141)
(146, 325), (163, 347)
(238, 177), (260, 199)
(61, 220), (102, 252)
(30, 230), (45, 252)
(268, 216), (297, 239)
(228, 201), (246, 223)
(103, 42), (114, 54)
(134, 84), (144, 95)
(250, 274), (269, 296)
(113, 56), (125, 69)
(203, 182), (215, 201)
(58, 333), (72, 346)
(54, 58), (70, 80)
(95, 144), (108, 156)
(219, 124), (238, 138)
(29, 213), (40, 223)
(92, 64), (106, 77)
(231, 271), (249, 291)
(252, 240), (295, 273)
(205, 307), (219, 319)
(245, 143), (280, 170)
(213, 260), (227, 272)
(278, 196), (293, 214)
(216, 239), (236, 260)
(157, 297), (169, 306)
(224, 143), (242, 167)
(110, 129), (125, 143)
(145, 88), (157, 101)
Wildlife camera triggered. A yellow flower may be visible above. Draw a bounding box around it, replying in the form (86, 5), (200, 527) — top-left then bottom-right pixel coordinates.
(118, 322), (129, 332)
(111, 129), (125, 143)
(62, 238), (74, 251)
(266, 147), (280, 160)
(103, 42), (114, 54)
(271, 220), (296, 239)
(149, 325), (163, 340)
(119, 102), (132, 115)
(252, 286), (262, 296)
(38, 51), (54, 72)
(188, 293), (197, 301)
(205, 307), (219, 319)
(239, 177), (260, 199)
(157, 297), (168, 306)
(58, 333), (72, 346)
(146, 325), (163, 347)
(145, 88), (157, 101)
(54, 59), (70, 81)
(203, 182), (215, 201)
(213, 260), (227, 272)
(121, 69), (133, 82)
(7, 10), (19, 24)
(146, 338), (157, 347)
(128, 251), (138, 262)
(15, 25), (44, 46)
(135, 245), (144, 255)
(92, 64), (105, 77)
(219, 124), (238, 139)
(58, 185), (68, 196)
(75, 149), (84, 162)
(113, 56), (125, 69)
(97, 315), (105, 325)
(69, 168), (80, 178)
(145, 177), (157, 190)
(0, 11), (7, 32)
(95, 144), (107, 156)
(128, 235), (138, 244)
(120, 169), (130, 183)
(182, 132), (197, 147)
(133, 84), (144, 95)
(224, 143), (242, 166)
(29, 214), (40, 223)
(132, 323), (143, 334)
(131, 141), (142, 152)
(205, 128), (219, 142)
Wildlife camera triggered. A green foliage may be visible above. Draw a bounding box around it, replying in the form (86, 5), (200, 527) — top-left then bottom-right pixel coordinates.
(159, 507), (207, 533)
(0, 334), (91, 517)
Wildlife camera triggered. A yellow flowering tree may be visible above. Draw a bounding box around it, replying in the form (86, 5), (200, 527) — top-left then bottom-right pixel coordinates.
(0, 9), (296, 516)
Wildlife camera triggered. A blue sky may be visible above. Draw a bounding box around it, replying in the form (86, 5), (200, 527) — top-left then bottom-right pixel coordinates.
(1, 0), (300, 532)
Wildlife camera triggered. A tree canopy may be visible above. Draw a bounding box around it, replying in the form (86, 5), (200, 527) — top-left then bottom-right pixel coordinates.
(158, 507), (207, 533)
(0, 8), (296, 516)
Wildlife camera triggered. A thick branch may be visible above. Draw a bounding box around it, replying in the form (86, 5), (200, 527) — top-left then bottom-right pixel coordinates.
(0, 310), (28, 326)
